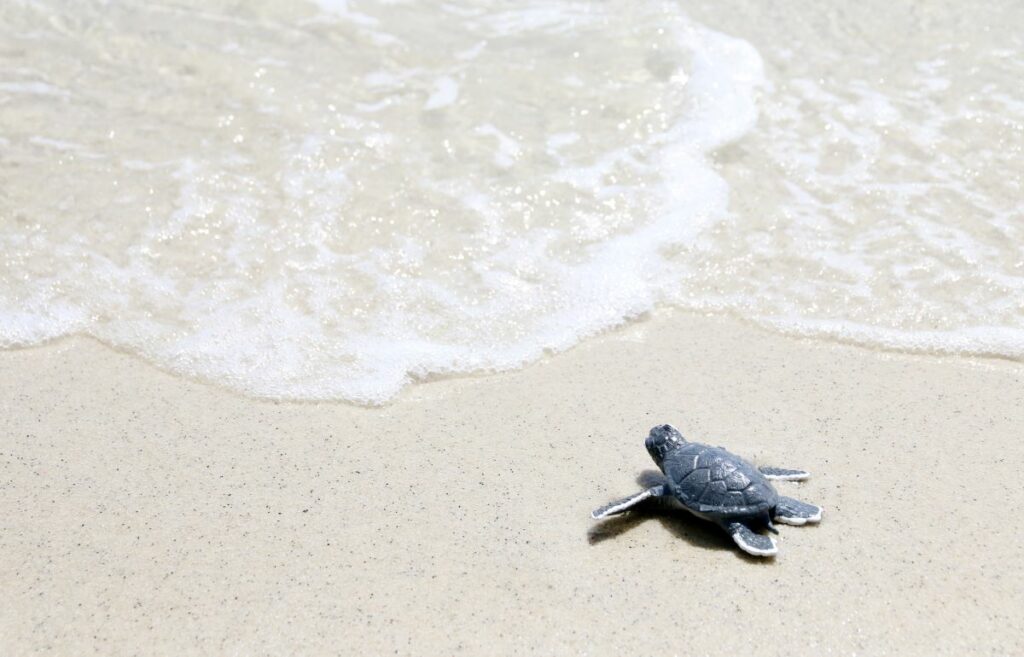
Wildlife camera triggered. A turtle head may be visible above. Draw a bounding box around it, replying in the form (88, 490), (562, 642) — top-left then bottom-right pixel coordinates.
(645, 424), (686, 468)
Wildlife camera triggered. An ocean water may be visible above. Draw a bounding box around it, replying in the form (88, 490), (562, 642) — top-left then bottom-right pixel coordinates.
(1, 0), (1021, 403)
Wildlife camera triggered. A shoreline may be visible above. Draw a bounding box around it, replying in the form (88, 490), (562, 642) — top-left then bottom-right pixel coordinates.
(4, 306), (1019, 408)
(2, 311), (1022, 655)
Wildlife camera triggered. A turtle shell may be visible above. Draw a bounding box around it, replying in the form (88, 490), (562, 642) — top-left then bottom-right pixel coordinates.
(662, 442), (778, 519)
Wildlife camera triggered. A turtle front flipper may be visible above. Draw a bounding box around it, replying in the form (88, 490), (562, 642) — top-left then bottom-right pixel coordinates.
(773, 496), (822, 525)
(758, 466), (810, 481)
(722, 521), (777, 557)
(591, 485), (666, 519)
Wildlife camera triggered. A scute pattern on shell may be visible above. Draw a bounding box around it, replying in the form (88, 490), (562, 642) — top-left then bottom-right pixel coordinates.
(663, 443), (777, 517)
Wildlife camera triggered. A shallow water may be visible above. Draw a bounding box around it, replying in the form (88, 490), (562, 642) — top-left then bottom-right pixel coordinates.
(1, 0), (1022, 402)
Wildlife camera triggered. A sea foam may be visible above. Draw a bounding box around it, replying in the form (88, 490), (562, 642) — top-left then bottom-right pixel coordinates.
(0, 1), (764, 402)
(0, 0), (1021, 403)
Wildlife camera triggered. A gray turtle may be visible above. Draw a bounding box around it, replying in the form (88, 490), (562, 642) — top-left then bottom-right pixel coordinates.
(591, 424), (822, 557)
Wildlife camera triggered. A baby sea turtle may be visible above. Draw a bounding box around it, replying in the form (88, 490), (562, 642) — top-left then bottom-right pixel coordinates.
(592, 424), (822, 557)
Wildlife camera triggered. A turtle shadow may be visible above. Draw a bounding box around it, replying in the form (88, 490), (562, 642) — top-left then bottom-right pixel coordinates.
(587, 470), (773, 564)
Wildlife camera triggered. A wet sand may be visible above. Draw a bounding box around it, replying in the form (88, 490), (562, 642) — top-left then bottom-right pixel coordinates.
(2, 312), (1022, 656)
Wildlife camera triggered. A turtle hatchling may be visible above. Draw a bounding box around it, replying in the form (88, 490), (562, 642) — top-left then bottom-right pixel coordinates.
(592, 424), (822, 557)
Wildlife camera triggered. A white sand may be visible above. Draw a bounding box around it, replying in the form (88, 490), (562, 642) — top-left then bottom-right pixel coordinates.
(2, 312), (1022, 655)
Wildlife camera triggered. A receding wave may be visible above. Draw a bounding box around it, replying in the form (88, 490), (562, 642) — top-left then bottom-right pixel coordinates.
(0, 1), (762, 402)
(0, 1), (1021, 403)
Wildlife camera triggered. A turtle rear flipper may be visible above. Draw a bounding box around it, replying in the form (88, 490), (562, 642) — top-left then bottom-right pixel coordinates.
(773, 496), (822, 525)
(758, 466), (810, 481)
(722, 521), (777, 557)
(591, 485), (666, 519)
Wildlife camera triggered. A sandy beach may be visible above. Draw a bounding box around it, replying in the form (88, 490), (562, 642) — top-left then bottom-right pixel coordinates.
(3, 312), (1022, 656)
(3, 0), (1023, 654)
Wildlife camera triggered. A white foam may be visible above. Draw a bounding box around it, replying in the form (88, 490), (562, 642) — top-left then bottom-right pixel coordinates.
(423, 76), (459, 110)
(1, 0), (1021, 404)
(0, 81), (70, 97)
(474, 124), (521, 168)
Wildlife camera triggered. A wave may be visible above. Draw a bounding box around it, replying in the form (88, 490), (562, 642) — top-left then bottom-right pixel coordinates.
(1, 0), (1021, 403)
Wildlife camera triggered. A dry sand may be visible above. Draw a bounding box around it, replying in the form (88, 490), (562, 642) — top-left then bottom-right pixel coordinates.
(2, 312), (1023, 656)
